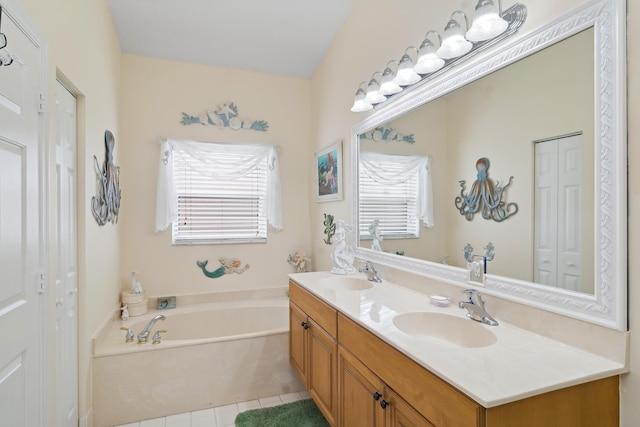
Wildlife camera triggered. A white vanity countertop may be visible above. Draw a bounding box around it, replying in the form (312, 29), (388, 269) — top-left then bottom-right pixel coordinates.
(288, 271), (627, 408)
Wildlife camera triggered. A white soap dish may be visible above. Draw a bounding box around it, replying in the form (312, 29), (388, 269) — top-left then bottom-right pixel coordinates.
(429, 295), (451, 307)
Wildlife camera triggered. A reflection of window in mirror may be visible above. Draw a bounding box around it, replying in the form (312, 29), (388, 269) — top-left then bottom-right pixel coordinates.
(359, 152), (433, 241)
(359, 154), (419, 240)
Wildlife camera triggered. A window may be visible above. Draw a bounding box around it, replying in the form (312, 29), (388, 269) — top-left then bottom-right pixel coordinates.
(358, 151), (433, 240)
(359, 159), (420, 239)
(155, 140), (282, 244)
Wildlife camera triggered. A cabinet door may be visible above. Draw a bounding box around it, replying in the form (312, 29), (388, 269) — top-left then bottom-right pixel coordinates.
(338, 347), (386, 427)
(289, 302), (308, 385)
(385, 388), (434, 427)
(308, 318), (338, 425)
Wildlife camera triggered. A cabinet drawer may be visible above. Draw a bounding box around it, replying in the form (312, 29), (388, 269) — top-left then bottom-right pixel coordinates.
(290, 280), (337, 338)
(338, 313), (483, 427)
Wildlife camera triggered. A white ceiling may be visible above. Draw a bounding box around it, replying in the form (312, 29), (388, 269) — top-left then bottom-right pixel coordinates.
(107, 0), (355, 78)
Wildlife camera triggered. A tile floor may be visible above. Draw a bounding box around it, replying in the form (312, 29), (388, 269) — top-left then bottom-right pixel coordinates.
(114, 390), (311, 427)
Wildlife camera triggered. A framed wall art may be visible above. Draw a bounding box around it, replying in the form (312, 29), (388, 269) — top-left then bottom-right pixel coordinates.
(314, 141), (343, 202)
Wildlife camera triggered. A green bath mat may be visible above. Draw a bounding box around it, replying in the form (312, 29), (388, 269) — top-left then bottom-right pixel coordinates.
(235, 398), (330, 427)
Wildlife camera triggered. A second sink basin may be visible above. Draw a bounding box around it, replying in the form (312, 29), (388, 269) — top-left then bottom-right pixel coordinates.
(318, 277), (375, 291)
(392, 312), (497, 348)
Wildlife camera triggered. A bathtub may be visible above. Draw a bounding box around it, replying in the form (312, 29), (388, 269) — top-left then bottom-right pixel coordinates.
(92, 294), (304, 427)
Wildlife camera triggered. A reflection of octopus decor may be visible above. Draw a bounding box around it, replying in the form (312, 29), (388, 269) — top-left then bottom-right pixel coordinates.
(323, 213), (336, 244)
(455, 158), (518, 222)
(197, 257), (250, 279)
(91, 130), (121, 226)
(463, 242), (495, 262)
(180, 102), (269, 131)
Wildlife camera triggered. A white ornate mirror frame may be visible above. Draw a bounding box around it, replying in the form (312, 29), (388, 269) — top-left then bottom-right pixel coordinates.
(351, 0), (627, 331)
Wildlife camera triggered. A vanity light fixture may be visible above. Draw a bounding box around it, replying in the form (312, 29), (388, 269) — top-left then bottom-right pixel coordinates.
(349, 3), (526, 112)
(414, 31), (445, 74)
(466, 0), (508, 42)
(436, 10), (473, 59)
(364, 72), (387, 105)
(351, 81), (373, 112)
(379, 60), (403, 96)
(393, 47), (422, 86)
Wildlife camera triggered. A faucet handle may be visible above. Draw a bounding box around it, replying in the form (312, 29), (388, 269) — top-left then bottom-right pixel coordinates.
(152, 330), (167, 345)
(120, 327), (135, 343)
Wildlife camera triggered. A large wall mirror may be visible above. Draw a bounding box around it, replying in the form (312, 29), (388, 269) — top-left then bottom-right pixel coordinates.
(351, 0), (627, 331)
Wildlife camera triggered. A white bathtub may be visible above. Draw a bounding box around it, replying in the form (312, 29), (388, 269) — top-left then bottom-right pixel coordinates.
(92, 296), (304, 427)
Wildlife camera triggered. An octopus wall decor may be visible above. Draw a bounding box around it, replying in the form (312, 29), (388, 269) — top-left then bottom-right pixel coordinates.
(455, 157), (518, 222)
(91, 130), (121, 226)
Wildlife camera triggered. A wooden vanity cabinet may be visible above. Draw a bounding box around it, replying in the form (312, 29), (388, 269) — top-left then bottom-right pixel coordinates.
(289, 281), (338, 426)
(338, 312), (481, 427)
(290, 280), (619, 427)
(338, 345), (433, 427)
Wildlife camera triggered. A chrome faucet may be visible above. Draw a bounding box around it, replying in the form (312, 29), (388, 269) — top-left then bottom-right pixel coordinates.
(137, 314), (166, 343)
(458, 289), (498, 326)
(358, 260), (382, 283)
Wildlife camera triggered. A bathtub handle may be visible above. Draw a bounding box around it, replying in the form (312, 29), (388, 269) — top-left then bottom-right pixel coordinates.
(301, 321), (309, 330)
(120, 327), (135, 343)
(152, 329), (167, 345)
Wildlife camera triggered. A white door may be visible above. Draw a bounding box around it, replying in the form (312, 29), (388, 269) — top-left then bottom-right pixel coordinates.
(0, 3), (47, 427)
(55, 81), (78, 427)
(534, 134), (583, 290)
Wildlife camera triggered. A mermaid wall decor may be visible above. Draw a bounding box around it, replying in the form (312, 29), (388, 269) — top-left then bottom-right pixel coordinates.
(455, 157), (518, 222)
(197, 257), (250, 279)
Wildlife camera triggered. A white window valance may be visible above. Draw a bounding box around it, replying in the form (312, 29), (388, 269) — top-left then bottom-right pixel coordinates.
(360, 151), (434, 228)
(155, 139), (282, 233)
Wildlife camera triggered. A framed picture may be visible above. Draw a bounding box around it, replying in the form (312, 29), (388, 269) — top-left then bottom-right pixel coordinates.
(314, 141), (343, 202)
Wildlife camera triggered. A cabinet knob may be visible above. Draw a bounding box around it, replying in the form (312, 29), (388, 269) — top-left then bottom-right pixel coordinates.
(301, 321), (309, 329)
(373, 391), (382, 401)
(380, 399), (389, 409)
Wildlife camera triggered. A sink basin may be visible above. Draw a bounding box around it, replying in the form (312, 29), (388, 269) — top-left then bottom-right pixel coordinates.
(392, 312), (497, 348)
(319, 277), (375, 291)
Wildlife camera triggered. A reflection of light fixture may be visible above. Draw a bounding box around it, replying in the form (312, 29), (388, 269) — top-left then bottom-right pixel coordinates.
(414, 31), (445, 74)
(350, 81), (373, 112)
(364, 72), (387, 105)
(393, 47), (421, 86)
(436, 10), (473, 59)
(379, 61), (402, 96)
(466, 0), (508, 42)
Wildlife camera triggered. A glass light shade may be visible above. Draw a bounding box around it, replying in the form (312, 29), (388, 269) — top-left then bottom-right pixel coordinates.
(351, 88), (373, 112)
(436, 19), (473, 59)
(365, 79), (387, 104)
(466, 0), (508, 42)
(393, 54), (421, 86)
(414, 39), (445, 74)
(379, 67), (402, 96)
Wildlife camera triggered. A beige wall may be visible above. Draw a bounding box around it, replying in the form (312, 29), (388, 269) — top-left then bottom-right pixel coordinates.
(118, 55), (312, 298)
(312, 0), (638, 424)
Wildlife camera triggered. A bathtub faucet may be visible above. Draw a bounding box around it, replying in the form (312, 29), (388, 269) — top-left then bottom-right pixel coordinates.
(137, 314), (166, 343)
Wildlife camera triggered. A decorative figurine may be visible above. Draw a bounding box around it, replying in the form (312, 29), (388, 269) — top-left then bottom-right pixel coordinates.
(330, 219), (356, 275)
(120, 305), (129, 321)
(368, 219), (383, 251)
(323, 213), (336, 244)
(288, 250), (311, 273)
